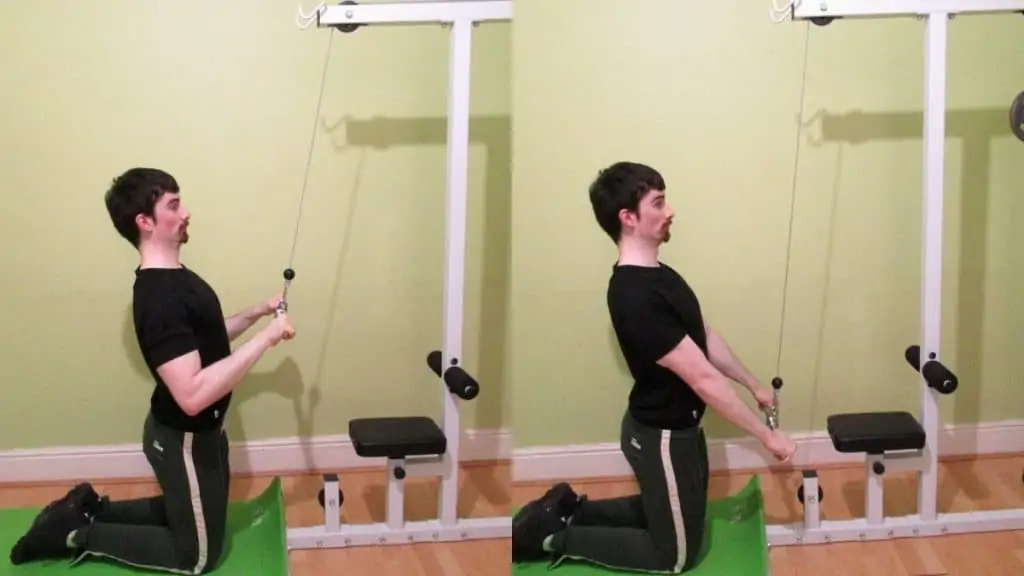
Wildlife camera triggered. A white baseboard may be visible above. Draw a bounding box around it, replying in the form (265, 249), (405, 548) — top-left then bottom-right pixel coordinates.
(7, 420), (1022, 486)
(511, 419), (1024, 482)
(0, 428), (511, 484)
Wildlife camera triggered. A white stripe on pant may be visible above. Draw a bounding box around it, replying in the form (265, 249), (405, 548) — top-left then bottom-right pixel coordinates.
(659, 428), (687, 573)
(182, 431), (210, 574)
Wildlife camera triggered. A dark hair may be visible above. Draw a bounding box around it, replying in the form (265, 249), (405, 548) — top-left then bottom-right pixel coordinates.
(588, 161), (666, 242)
(104, 168), (180, 247)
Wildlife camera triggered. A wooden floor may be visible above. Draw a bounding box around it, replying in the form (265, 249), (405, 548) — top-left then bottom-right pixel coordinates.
(5, 456), (1024, 575)
(514, 454), (1024, 575)
(0, 461), (511, 576)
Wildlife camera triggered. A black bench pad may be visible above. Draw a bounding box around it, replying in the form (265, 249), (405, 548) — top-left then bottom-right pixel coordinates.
(349, 416), (447, 459)
(826, 411), (926, 454)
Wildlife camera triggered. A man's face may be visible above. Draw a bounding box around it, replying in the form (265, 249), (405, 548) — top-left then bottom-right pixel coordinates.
(621, 189), (674, 244)
(137, 192), (190, 247)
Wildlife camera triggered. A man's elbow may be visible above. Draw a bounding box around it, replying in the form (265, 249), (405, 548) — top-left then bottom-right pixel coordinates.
(659, 360), (722, 397)
(163, 376), (203, 416)
(181, 399), (202, 416)
(171, 388), (201, 416)
(155, 353), (204, 416)
(656, 337), (727, 396)
(687, 372), (726, 397)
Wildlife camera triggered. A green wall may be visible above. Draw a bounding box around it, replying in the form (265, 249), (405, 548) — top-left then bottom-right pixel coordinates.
(0, 1), (511, 449)
(510, 1), (1024, 448)
(2, 0), (1021, 456)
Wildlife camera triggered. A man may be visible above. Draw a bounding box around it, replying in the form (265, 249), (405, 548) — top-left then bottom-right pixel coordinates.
(9, 167), (296, 573)
(512, 161), (797, 572)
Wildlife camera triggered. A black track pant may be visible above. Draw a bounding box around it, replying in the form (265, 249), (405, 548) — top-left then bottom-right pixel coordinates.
(552, 410), (710, 573)
(70, 412), (230, 574)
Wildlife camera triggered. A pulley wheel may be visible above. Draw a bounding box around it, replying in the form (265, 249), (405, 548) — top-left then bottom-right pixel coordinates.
(1010, 90), (1024, 143)
(333, 0), (362, 33)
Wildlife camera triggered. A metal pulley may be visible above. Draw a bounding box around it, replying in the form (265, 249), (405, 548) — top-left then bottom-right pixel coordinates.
(1011, 90), (1024, 143)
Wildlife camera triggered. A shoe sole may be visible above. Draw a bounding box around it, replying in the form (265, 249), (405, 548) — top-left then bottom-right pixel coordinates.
(511, 504), (565, 563)
(513, 482), (577, 526)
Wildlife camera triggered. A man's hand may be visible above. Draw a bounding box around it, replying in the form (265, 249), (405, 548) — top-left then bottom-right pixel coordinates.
(226, 293), (287, 342)
(763, 429), (796, 463)
(752, 385), (775, 409)
(262, 313), (296, 347)
(260, 293), (285, 317)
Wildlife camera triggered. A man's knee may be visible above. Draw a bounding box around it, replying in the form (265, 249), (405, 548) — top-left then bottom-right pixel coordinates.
(196, 545), (225, 575)
(647, 548), (702, 574)
(175, 543), (224, 575)
(201, 529), (228, 573)
(197, 557), (223, 575)
(174, 521), (226, 574)
(646, 543), (687, 573)
(650, 525), (703, 573)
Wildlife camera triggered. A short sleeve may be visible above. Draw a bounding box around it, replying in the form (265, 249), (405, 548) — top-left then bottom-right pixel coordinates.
(137, 299), (199, 368)
(612, 287), (690, 365)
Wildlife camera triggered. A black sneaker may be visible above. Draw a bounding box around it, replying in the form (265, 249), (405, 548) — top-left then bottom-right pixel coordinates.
(512, 499), (565, 563)
(10, 491), (93, 564)
(514, 482), (579, 527)
(539, 482), (580, 521)
(30, 483), (102, 531)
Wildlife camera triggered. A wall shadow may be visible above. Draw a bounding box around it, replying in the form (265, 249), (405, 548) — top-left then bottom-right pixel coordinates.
(122, 307), (151, 382)
(809, 107), (1011, 513)
(327, 113), (512, 433)
(690, 108), (1007, 478)
(812, 107), (1008, 432)
(319, 114), (512, 507)
(226, 357), (312, 474)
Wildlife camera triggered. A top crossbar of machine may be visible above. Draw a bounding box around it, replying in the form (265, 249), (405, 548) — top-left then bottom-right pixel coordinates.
(316, 0), (512, 27)
(791, 0), (1024, 19)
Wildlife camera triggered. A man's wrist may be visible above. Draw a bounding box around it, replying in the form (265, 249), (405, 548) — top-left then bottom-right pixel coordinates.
(231, 305), (266, 321)
(755, 424), (775, 444)
(253, 326), (275, 349)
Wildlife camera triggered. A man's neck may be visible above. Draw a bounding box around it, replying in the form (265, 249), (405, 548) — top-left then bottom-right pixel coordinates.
(616, 237), (660, 267)
(138, 243), (182, 270)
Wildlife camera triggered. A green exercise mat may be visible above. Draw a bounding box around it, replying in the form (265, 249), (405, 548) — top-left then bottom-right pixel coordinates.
(513, 475), (769, 576)
(1, 476), (289, 575)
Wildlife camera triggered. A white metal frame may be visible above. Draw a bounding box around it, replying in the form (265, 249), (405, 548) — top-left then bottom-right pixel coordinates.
(766, 0), (1024, 547)
(288, 0), (513, 550)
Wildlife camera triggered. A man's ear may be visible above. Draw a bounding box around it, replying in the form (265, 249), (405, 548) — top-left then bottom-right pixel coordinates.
(618, 208), (637, 230)
(135, 213), (154, 233)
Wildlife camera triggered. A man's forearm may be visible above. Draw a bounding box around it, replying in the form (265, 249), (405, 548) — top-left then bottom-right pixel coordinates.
(693, 375), (773, 443)
(225, 305), (265, 342)
(186, 331), (273, 414)
(706, 327), (758, 392)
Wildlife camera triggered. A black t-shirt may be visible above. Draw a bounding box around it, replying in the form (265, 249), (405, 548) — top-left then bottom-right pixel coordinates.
(132, 266), (233, 432)
(607, 262), (708, 430)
